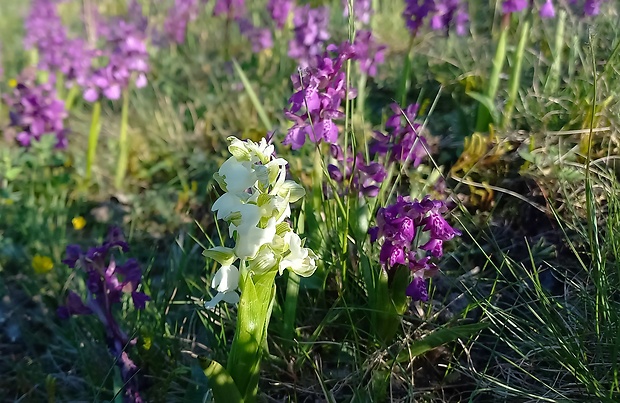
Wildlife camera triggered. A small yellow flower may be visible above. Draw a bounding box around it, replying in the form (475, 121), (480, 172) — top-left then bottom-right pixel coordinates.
(8, 78), (17, 88)
(32, 255), (54, 274)
(72, 216), (86, 230)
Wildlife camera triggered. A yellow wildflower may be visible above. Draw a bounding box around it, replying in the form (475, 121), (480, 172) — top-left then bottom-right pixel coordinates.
(32, 255), (54, 274)
(72, 216), (86, 230)
(8, 78), (17, 88)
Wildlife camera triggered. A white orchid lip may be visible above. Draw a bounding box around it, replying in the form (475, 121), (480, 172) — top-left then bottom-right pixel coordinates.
(204, 136), (317, 308)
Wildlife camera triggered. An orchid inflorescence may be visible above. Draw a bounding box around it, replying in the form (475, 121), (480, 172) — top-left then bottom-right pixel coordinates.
(370, 196), (461, 301)
(164, 0), (206, 44)
(268, 0), (293, 29)
(288, 5), (331, 69)
(283, 38), (385, 152)
(83, 2), (149, 102)
(58, 227), (149, 403)
(503, 0), (608, 17)
(204, 136), (317, 307)
(23, 0), (149, 104)
(3, 69), (68, 148)
(326, 102), (428, 198)
(403, 0), (469, 36)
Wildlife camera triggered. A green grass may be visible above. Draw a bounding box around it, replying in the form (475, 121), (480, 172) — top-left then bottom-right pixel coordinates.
(1, 0), (620, 401)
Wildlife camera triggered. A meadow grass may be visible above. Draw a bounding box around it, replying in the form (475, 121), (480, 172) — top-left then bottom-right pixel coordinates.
(0, 0), (619, 401)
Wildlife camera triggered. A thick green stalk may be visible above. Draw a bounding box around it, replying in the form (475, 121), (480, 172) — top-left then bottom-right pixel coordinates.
(85, 101), (101, 184)
(114, 90), (130, 189)
(475, 15), (509, 132)
(226, 269), (277, 403)
(503, 19), (530, 129)
(544, 9), (566, 94)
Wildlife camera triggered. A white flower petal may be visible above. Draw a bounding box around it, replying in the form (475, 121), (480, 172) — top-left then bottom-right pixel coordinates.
(211, 265), (240, 293)
(235, 218), (277, 259)
(219, 157), (257, 193)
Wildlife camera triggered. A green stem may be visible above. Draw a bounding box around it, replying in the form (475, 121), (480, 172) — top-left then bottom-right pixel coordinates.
(475, 15), (509, 132)
(114, 90), (130, 189)
(544, 9), (566, 94)
(86, 101), (101, 184)
(503, 19), (530, 129)
(396, 37), (414, 106)
(357, 73), (367, 121)
(64, 86), (80, 112)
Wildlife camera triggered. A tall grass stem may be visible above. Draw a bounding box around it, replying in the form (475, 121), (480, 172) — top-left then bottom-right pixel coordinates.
(85, 101), (101, 184)
(114, 89), (130, 189)
(503, 19), (530, 128)
(475, 16), (509, 132)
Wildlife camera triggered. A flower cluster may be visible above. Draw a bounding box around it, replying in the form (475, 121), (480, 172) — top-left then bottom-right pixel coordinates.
(574, 0), (606, 15)
(353, 30), (386, 77)
(370, 196), (461, 301)
(58, 227), (149, 403)
(268, 0), (293, 29)
(204, 137), (317, 307)
(283, 42), (357, 150)
(84, 6), (149, 102)
(237, 18), (273, 53)
(370, 103), (428, 168)
(24, 0), (93, 87)
(213, 0), (246, 18)
(403, 0), (469, 36)
(3, 70), (68, 148)
(288, 5), (331, 68)
(503, 0), (607, 17)
(343, 0), (373, 26)
(164, 0), (204, 44)
(327, 145), (387, 198)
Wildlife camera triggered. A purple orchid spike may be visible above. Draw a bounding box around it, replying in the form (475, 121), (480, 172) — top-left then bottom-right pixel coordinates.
(370, 195), (460, 302)
(58, 227), (149, 403)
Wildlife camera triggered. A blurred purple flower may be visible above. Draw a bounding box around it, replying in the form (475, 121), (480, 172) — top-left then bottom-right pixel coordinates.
(24, 0), (94, 88)
(328, 146), (387, 197)
(268, 0), (293, 29)
(3, 69), (68, 148)
(353, 30), (386, 77)
(539, 0), (556, 17)
(283, 42), (357, 149)
(370, 103), (428, 168)
(288, 5), (331, 69)
(370, 195), (460, 301)
(213, 0), (246, 18)
(164, 0), (205, 44)
(403, 0), (469, 35)
(343, 0), (373, 25)
(570, 0), (607, 15)
(237, 18), (273, 53)
(502, 0), (529, 13)
(58, 227), (148, 403)
(83, 7), (149, 102)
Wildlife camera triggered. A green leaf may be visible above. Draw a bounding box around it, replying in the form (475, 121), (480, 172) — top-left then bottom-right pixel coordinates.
(5, 167), (21, 181)
(199, 358), (243, 403)
(392, 323), (489, 364)
(231, 58), (272, 132)
(467, 91), (499, 126)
